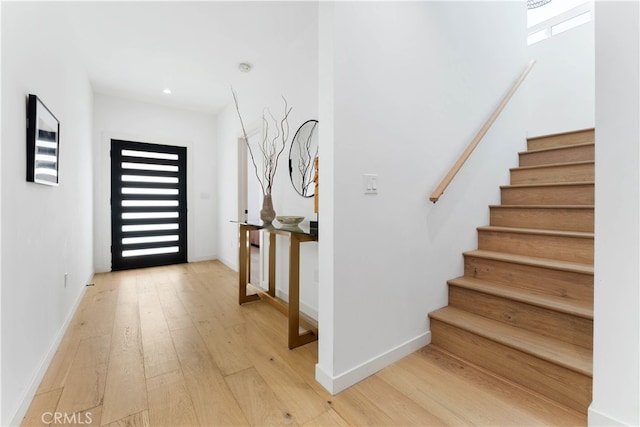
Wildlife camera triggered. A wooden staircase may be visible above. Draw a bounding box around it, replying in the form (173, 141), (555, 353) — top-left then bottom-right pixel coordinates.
(428, 129), (594, 414)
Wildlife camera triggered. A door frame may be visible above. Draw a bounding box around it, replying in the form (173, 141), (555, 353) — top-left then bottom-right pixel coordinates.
(110, 139), (188, 270)
(96, 132), (195, 272)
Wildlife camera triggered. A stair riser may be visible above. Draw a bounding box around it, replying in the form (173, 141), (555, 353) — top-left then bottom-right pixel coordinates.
(519, 144), (594, 167)
(448, 286), (593, 349)
(464, 255), (593, 303)
(527, 130), (594, 151)
(511, 163), (594, 185)
(490, 207), (594, 232)
(430, 320), (592, 413)
(501, 184), (594, 205)
(477, 230), (593, 264)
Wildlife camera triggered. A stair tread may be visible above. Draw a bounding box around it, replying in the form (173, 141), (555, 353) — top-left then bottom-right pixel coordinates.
(490, 204), (594, 209)
(448, 276), (593, 319)
(429, 306), (593, 377)
(527, 128), (595, 141)
(464, 249), (594, 275)
(520, 142), (594, 156)
(477, 225), (594, 239)
(510, 160), (594, 172)
(501, 182), (594, 189)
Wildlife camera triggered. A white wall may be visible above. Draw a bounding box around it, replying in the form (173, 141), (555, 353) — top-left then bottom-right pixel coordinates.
(590, 2), (640, 426)
(316, 1), (528, 393)
(526, 20), (595, 136)
(1, 3), (94, 424)
(215, 3), (319, 317)
(93, 93), (218, 272)
(0, 3), (4, 424)
(317, 2), (335, 377)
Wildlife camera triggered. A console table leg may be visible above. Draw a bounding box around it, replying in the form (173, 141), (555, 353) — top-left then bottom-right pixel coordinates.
(239, 224), (260, 304)
(268, 232), (276, 297)
(288, 235), (316, 349)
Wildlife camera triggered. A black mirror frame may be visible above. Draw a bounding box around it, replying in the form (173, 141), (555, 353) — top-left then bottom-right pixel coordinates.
(288, 119), (318, 198)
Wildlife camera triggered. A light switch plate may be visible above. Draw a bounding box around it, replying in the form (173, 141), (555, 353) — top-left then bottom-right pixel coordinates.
(363, 174), (378, 194)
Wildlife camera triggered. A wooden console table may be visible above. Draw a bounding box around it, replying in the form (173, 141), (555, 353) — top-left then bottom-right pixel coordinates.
(236, 221), (318, 349)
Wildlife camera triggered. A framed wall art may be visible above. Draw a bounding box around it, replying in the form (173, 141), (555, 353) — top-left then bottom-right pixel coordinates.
(27, 94), (60, 186)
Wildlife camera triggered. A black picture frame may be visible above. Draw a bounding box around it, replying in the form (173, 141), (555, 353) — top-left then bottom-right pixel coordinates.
(27, 94), (60, 186)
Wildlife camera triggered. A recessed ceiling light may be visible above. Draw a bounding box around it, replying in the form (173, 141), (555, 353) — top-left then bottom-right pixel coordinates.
(163, 88), (172, 94)
(238, 63), (252, 73)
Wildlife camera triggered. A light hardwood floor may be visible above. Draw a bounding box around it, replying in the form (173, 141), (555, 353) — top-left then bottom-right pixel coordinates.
(22, 261), (586, 426)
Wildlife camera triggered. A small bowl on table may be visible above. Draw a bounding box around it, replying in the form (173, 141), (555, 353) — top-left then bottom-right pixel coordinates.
(276, 216), (304, 228)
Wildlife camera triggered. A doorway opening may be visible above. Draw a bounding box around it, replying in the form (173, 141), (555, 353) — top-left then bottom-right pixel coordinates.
(238, 132), (266, 287)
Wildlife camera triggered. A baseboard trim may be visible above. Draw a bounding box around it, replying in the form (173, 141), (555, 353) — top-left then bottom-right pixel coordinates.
(275, 289), (318, 321)
(9, 278), (89, 426)
(315, 331), (431, 395)
(315, 363), (335, 394)
(188, 254), (217, 263)
(588, 406), (630, 426)
(218, 256), (238, 272)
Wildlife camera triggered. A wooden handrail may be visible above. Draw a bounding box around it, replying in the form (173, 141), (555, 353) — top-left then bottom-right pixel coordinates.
(430, 60), (536, 203)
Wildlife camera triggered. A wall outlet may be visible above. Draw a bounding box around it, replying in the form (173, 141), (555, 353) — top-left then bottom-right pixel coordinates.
(64, 272), (68, 288)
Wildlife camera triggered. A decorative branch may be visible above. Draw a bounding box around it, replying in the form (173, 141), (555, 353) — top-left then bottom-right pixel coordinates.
(232, 87), (265, 194)
(232, 88), (292, 196)
(269, 97), (292, 193)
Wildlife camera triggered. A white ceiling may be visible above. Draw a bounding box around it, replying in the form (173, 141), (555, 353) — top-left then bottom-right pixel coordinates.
(54, 1), (318, 114)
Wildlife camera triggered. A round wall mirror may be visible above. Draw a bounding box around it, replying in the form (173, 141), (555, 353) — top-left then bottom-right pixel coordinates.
(288, 120), (318, 198)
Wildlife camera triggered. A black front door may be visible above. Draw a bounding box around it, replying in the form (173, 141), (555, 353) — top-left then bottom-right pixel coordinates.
(111, 139), (187, 271)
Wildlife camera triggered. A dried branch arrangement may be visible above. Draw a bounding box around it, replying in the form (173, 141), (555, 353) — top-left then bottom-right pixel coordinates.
(232, 88), (292, 196)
